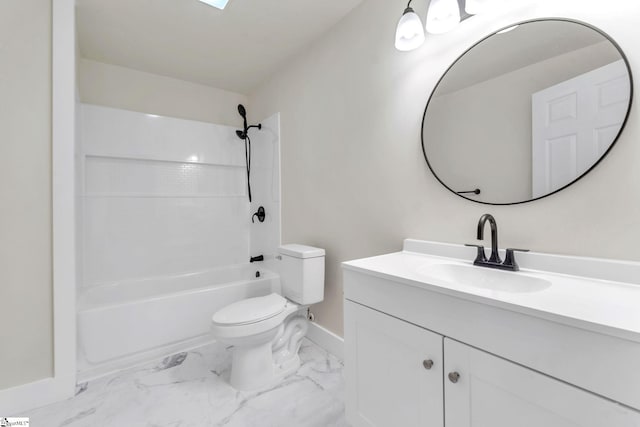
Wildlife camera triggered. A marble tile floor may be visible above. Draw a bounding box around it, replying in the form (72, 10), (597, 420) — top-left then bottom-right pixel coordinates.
(23, 339), (347, 427)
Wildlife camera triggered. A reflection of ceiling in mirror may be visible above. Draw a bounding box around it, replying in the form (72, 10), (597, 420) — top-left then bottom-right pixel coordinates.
(435, 21), (610, 96)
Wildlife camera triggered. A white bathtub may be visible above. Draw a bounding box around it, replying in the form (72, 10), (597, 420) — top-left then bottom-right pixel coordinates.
(78, 264), (279, 377)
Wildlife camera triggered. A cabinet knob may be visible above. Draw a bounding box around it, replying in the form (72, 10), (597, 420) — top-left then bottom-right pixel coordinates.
(448, 371), (460, 383)
(422, 359), (434, 370)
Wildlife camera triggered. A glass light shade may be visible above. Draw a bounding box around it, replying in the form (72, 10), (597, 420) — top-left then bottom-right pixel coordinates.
(198, 0), (230, 9)
(464, 0), (489, 15)
(426, 0), (461, 35)
(395, 8), (426, 51)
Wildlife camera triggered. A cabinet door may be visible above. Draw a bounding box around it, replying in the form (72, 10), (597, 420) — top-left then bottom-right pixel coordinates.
(444, 338), (640, 427)
(344, 300), (444, 427)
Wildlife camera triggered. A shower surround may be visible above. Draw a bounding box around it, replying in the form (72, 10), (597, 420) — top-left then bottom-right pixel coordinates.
(77, 104), (281, 379)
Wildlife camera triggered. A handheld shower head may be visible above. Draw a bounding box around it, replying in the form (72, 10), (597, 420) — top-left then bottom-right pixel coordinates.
(237, 104), (248, 139)
(234, 104), (261, 203)
(237, 104), (247, 119)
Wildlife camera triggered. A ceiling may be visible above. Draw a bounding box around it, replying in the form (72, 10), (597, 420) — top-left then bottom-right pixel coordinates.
(77, 0), (364, 94)
(435, 21), (613, 95)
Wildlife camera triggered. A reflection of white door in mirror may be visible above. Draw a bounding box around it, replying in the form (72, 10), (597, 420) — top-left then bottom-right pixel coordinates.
(531, 60), (630, 198)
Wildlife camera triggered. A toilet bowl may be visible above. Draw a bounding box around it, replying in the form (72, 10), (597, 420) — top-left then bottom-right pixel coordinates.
(211, 293), (308, 390)
(211, 244), (325, 391)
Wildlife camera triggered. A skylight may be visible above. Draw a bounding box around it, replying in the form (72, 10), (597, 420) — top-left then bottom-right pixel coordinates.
(198, 0), (230, 10)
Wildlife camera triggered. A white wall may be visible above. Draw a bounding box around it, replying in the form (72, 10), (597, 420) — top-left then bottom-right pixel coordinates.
(79, 59), (247, 126)
(249, 0), (640, 336)
(0, 0), (53, 390)
(426, 41), (621, 203)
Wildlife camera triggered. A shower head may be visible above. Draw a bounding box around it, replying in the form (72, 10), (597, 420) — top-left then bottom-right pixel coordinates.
(237, 104), (248, 139)
(235, 104), (260, 140)
(235, 104), (260, 202)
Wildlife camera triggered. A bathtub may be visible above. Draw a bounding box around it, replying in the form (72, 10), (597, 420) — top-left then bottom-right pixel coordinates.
(78, 264), (279, 377)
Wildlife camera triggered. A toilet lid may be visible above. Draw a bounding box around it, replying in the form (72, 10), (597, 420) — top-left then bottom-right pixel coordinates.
(212, 293), (287, 325)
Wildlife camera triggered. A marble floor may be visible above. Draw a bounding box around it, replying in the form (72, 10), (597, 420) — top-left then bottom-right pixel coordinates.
(24, 339), (347, 427)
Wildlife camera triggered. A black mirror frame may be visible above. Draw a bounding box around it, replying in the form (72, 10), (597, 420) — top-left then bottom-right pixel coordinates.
(421, 18), (634, 206)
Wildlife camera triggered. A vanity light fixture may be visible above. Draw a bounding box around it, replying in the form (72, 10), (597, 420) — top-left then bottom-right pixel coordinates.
(426, 0), (461, 35)
(395, 0), (482, 51)
(463, 0), (489, 15)
(395, 1), (426, 51)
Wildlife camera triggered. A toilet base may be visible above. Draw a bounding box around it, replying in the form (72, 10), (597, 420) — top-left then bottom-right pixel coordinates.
(230, 351), (301, 391)
(226, 314), (308, 391)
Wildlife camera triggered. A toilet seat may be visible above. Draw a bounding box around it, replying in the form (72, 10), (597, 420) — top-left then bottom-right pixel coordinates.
(212, 293), (287, 326)
(211, 294), (301, 340)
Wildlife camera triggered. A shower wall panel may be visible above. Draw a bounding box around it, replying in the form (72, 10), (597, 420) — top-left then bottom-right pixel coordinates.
(249, 113), (281, 264)
(80, 104), (250, 288)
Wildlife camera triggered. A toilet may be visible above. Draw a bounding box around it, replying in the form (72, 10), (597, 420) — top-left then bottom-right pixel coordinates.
(211, 244), (325, 390)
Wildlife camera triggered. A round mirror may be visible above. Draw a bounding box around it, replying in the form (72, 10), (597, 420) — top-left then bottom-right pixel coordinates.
(422, 19), (633, 205)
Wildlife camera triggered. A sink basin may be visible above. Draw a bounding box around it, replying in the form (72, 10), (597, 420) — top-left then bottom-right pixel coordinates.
(417, 263), (552, 293)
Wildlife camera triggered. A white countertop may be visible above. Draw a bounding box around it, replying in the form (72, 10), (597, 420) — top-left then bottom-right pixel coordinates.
(343, 240), (640, 344)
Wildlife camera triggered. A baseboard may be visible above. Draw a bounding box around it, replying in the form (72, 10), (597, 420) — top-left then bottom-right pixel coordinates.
(0, 374), (74, 416)
(306, 321), (344, 359)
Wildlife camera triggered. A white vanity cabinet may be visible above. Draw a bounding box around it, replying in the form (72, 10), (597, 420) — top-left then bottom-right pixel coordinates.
(444, 338), (640, 427)
(344, 301), (444, 427)
(345, 300), (640, 427)
(343, 240), (640, 427)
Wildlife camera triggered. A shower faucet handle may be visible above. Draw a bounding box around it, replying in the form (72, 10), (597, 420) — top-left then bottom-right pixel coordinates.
(252, 206), (266, 223)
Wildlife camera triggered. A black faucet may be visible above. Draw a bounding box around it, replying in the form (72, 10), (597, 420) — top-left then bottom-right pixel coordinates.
(250, 255), (264, 263)
(466, 214), (529, 271)
(477, 213), (501, 264)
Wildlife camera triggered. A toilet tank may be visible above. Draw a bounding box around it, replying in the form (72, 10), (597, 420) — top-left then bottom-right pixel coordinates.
(278, 244), (325, 305)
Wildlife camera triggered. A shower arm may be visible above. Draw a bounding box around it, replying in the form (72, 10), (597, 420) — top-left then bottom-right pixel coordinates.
(235, 123), (262, 140)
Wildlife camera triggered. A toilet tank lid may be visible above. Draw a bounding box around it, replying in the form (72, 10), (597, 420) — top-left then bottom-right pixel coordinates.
(278, 244), (325, 259)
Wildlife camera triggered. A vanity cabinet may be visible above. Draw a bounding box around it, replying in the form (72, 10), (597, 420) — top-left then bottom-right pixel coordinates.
(344, 283), (640, 427)
(345, 300), (640, 427)
(344, 301), (444, 427)
(443, 338), (640, 427)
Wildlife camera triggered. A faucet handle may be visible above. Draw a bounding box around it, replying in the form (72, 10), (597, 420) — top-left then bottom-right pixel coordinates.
(503, 248), (530, 271)
(465, 244), (487, 265)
